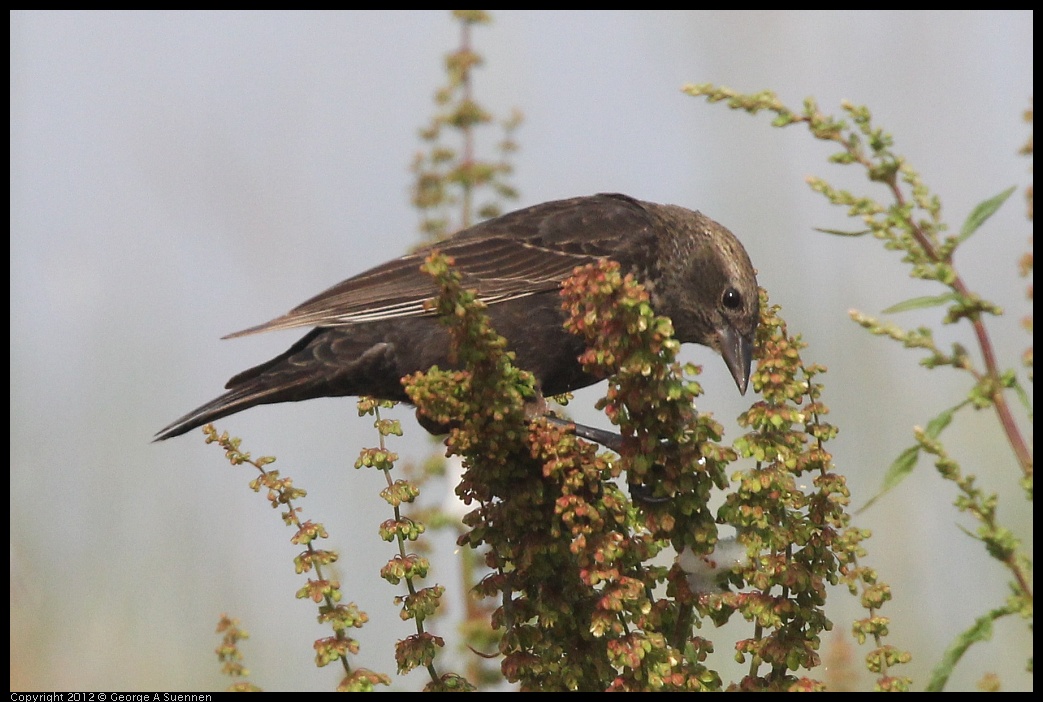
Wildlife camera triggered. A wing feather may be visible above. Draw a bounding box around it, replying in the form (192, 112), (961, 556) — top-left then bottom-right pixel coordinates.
(224, 193), (657, 339)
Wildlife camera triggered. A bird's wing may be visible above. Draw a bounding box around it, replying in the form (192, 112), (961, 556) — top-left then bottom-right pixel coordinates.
(224, 194), (656, 339)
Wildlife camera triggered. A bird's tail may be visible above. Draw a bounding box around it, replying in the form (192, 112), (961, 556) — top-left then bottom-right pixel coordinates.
(154, 328), (403, 442)
(153, 378), (308, 441)
(154, 329), (333, 441)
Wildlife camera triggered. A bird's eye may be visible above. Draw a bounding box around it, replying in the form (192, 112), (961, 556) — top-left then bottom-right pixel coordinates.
(722, 287), (742, 310)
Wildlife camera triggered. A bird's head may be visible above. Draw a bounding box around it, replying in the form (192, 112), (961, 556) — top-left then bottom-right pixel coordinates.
(651, 207), (759, 395)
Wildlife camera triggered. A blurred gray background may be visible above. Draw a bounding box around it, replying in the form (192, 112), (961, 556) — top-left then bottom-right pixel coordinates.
(10, 10), (1032, 691)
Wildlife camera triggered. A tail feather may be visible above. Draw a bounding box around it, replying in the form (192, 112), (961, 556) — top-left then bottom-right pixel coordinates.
(156, 329), (334, 441)
(153, 380), (303, 441)
(155, 329), (404, 441)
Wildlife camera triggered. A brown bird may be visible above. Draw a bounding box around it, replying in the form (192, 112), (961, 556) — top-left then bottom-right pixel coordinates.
(155, 193), (758, 441)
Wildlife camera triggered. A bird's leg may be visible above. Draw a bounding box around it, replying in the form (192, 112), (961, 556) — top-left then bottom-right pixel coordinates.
(525, 398), (669, 505)
(422, 393), (668, 505)
(414, 393), (626, 451)
(540, 414), (622, 453)
(523, 392), (623, 452)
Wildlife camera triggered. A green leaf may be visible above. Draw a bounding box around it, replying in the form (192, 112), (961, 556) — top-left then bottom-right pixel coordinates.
(881, 294), (959, 314)
(957, 186), (1016, 243)
(813, 227), (871, 237)
(924, 606), (1013, 691)
(925, 402), (966, 438)
(885, 444), (921, 485)
(858, 444), (920, 513)
(1011, 379), (1033, 416)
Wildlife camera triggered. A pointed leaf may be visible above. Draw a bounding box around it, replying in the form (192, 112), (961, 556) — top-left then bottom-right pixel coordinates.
(958, 186), (1016, 243)
(925, 402), (963, 438)
(924, 607), (1011, 691)
(814, 227), (872, 237)
(1012, 379), (1032, 414)
(882, 294), (958, 314)
(858, 444), (920, 513)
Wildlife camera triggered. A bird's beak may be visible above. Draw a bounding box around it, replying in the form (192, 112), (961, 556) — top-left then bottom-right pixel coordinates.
(719, 325), (754, 395)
